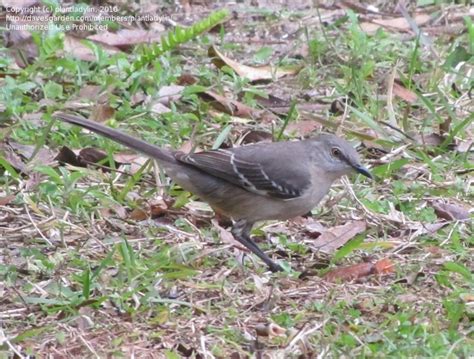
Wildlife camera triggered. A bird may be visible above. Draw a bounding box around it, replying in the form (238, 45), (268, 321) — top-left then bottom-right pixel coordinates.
(53, 112), (372, 272)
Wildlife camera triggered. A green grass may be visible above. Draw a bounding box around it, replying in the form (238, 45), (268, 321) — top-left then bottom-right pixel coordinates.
(0, 1), (473, 357)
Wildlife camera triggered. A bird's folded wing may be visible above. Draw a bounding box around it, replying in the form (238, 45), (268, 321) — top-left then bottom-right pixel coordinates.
(175, 148), (310, 199)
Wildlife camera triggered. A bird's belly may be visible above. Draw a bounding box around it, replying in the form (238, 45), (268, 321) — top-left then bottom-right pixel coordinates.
(215, 186), (330, 222)
(164, 162), (331, 223)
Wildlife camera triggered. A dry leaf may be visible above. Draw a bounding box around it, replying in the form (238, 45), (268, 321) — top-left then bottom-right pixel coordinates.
(55, 146), (85, 167)
(0, 144), (27, 173)
(25, 172), (44, 192)
(198, 91), (258, 118)
(323, 258), (395, 282)
(157, 85), (185, 105)
(0, 195), (15, 206)
(456, 139), (473, 153)
(209, 45), (300, 82)
(284, 119), (322, 137)
(314, 220), (367, 253)
(178, 140), (203, 155)
(131, 90), (147, 106)
(91, 103), (115, 122)
(432, 202), (470, 221)
(406, 221), (448, 240)
(112, 153), (149, 175)
(4, 29), (38, 67)
(211, 219), (247, 251)
(415, 133), (446, 147)
(79, 147), (109, 164)
(150, 102), (172, 114)
(64, 35), (120, 61)
(129, 207), (149, 221)
(150, 198), (168, 218)
(108, 203), (127, 219)
(88, 29), (164, 47)
(239, 130), (273, 145)
(78, 85), (103, 100)
(392, 81), (417, 103)
(304, 219), (326, 238)
(177, 73), (198, 85)
(8, 141), (56, 166)
(57, 146), (122, 170)
(254, 94), (289, 108)
(185, 200), (213, 218)
(360, 14), (431, 34)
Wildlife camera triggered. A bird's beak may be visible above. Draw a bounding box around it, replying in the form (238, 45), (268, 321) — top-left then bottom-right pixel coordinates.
(353, 164), (373, 179)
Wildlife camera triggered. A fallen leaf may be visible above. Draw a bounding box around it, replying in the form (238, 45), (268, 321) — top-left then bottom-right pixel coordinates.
(56, 146), (121, 170)
(284, 119), (322, 137)
(414, 133), (446, 147)
(64, 35), (120, 61)
(209, 45), (300, 82)
(150, 197), (168, 218)
(0, 195), (15, 206)
(211, 219), (247, 251)
(392, 81), (417, 103)
(254, 94), (289, 108)
(185, 200), (213, 218)
(177, 73), (198, 85)
(4, 29), (38, 67)
(157, 85), (185, 105)
(55, 146), (85, 167)
(406, 221), (448, 240)
(107, 203), (127, 219)
(360, 14), (431, 34)
(198, 91), (259, 118)
(178, 140), (196, 154)
(8, 141), (56, 165)
(78, 85), (102, 100)
(129, 207), (149, 221)
(431, 201), (470, 221)
(239, 130), (273, 145)
(314, 220), (367, 253)
(112, 153), (149, 175)
(25, 171), (43, 191)
(79, 147), (110, 165)
(303, 220), (326, 238)
(323, 258), (395, 282)
(456, 139), (473, 153)
(88, 29), (164, 47)
(130, 90), (147, 106)
(91, 103), (115, 122)
(150, 102), (172, 114)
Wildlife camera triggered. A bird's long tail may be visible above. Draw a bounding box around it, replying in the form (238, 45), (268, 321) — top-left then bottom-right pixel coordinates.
(53, 113), (176, 163)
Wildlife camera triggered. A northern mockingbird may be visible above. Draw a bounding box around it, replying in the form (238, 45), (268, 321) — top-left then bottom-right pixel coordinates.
(53, 113), (372, 272)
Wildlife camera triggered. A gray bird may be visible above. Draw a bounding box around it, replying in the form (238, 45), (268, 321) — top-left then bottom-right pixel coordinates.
(53, 113), (372, 272)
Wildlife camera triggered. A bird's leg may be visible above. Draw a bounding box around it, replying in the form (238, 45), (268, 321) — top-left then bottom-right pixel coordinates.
(231, 220), (283, 272)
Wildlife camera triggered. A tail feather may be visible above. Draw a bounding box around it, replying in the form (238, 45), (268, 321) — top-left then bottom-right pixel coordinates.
(53, 113), (176, 163)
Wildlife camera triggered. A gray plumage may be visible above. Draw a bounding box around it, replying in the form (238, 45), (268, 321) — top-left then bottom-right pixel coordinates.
(53, 113), (371, 272)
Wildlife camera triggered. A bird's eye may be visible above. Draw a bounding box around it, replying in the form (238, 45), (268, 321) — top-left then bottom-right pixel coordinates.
(331, 147), (342, 157)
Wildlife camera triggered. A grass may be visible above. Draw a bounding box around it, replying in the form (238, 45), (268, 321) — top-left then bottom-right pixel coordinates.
(0, 1), (473, 357)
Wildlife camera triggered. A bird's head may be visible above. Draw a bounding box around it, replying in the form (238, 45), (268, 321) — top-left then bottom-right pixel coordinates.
(312, 133), (372, 180)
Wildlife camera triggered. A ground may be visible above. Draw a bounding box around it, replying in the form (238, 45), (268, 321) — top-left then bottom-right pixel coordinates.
(0, 0), (473, 358)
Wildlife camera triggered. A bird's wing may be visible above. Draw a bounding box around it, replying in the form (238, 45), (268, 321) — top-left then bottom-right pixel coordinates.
(175, 144), (311, 199)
